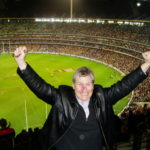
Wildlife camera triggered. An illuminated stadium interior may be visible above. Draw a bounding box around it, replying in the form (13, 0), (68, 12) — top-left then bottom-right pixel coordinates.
(0, 18), (150, 150)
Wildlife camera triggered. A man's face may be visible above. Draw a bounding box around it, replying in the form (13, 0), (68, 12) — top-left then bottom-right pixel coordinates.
(73, 75), (94, 102)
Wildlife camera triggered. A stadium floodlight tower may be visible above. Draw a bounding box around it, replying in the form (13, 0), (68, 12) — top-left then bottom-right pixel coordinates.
(70, 0), (73, 19)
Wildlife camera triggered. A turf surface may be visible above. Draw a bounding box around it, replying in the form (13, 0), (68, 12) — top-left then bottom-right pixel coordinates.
(0, 53), (129, 134)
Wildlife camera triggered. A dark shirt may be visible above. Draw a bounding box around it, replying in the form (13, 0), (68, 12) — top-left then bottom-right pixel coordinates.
(55, 102), (102, 150)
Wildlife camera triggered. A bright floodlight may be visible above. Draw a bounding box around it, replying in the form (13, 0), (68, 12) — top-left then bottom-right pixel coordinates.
(137, 2), (141, 7)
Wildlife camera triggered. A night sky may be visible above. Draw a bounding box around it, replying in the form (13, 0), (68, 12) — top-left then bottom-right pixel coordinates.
(0, 0), (150, 19)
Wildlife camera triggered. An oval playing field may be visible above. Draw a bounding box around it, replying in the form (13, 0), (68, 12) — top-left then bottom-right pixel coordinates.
(0, 53), (130, 134)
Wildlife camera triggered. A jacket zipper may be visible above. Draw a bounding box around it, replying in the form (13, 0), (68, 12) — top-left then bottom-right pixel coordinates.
(93, 103), (110, 150)
(48, 104), (79, 150)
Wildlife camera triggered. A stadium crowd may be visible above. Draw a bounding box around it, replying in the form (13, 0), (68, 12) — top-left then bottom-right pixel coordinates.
(0, 22), (149, 43)
(0, 22), (150, 102)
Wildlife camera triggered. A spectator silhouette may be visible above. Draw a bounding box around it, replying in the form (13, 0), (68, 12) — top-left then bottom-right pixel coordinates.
(0, 118), (15, 150)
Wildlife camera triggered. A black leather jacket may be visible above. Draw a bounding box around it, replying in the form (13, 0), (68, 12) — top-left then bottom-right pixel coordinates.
(17, 64), (147, 150)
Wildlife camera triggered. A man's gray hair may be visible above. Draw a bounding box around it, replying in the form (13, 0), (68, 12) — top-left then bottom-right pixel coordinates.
(73, 66), (95, 83)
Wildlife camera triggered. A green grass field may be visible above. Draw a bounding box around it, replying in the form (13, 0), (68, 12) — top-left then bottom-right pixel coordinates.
(0, 53), (130, 134)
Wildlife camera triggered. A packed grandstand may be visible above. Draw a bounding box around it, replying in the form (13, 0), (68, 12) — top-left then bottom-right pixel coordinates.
(0, 18), (150, 103)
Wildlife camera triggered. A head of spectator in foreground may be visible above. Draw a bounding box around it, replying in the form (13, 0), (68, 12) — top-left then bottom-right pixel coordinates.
(0, 118), (10, 129)
(72, 66), (94, 102)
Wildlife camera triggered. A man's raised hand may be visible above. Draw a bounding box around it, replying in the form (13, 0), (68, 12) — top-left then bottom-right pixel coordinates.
(14, 46), (27, 70)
